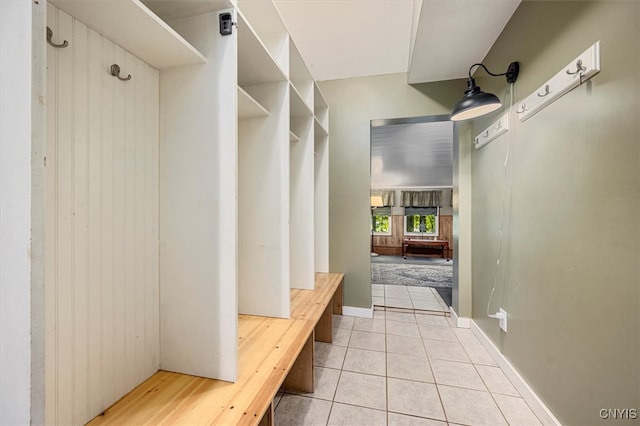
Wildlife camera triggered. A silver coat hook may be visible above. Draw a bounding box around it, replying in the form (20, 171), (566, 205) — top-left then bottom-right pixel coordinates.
(566, 59), (587, 76)
(515, 103), (527, 114)
(537, 84), (551, 97)
(483, 130), (489, 138)
(47, 27), (68, 48)
(110, 64), (131, 81)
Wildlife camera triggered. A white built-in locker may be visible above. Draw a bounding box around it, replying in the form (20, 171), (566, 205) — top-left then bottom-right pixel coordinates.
(40, 0), (330, 424)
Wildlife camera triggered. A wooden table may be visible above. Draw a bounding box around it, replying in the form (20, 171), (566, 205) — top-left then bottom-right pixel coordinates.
(402, 238), (449, 260)
(87, 273), (344, 426)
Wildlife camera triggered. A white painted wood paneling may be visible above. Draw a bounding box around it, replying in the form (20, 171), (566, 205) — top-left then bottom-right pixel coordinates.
(45, 7), (159, 425)
(314, 134), (330, 273)
(158, 10), (238, 381)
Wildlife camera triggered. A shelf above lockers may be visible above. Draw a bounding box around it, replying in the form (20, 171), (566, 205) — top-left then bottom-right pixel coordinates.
(238, 86), (270, 119)
(290, 83), (314, 118)
(314, 83), (329, 132)
(237, 12), (287, 86)
(290, 130), (301, 143)
(289, 40), (314, 110)
(49, 0), (207, 69)
(314, 117), (329, 138)
(236, 0), (290, 75)
(143, 0), (232, 22)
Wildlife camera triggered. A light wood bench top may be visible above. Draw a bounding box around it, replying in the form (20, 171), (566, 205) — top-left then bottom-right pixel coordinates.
(87, 272), (344, 426)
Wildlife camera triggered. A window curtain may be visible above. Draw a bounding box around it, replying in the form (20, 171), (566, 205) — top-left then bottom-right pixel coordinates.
(400, 190), (442, 207)
(372, 206), (391, 216)
(371, 190), (395, 207)
(404, 207), (437, 216)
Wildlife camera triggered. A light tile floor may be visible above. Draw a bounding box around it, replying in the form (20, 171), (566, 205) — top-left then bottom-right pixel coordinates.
(274, 309), (542, 426)
(372, 284), (449, 313)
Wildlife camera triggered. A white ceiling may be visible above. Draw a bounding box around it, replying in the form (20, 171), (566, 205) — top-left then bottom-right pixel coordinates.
(371, 120), (453, 189)
(275, 0), (521, 83)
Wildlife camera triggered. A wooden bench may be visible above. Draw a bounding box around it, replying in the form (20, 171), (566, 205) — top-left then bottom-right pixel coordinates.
(87, 272), (344, 426)
(403, 238), (450, 260)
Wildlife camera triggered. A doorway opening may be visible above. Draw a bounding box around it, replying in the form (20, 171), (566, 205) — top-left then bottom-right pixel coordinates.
(370, 115), (454, 314)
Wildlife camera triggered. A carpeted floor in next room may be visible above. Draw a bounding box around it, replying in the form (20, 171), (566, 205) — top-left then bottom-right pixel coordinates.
(371, 255), (453, 308)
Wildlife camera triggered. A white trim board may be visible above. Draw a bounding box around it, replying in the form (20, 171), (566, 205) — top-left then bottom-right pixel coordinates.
(470, 320), (562, 426)
(450, 307), (470, 329)
(343, 305), (373, 318)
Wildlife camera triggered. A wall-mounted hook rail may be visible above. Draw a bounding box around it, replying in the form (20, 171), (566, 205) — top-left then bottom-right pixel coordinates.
(474, 113), (509, 150)
(517, 41), (600, 122)
(110, 64), (131, 81)
(47, 27), (68, 48)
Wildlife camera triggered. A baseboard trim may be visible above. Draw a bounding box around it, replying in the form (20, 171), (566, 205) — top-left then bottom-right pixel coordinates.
(343, 305), (373, 318)
(450, 307), (471, 328)
(470, 320), (561, 426)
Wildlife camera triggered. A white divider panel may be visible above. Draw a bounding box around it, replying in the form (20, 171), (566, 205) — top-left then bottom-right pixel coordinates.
(238, 82), (291, 318)
(45, 6), (160, 425)
(314, 134), (330, 272)
(290, 113), (315, 289)
(159, 10), (238, 381)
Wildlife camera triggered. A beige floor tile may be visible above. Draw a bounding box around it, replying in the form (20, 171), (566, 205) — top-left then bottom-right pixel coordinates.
(333, 315), (355, 330)
(453, 328), (480, 346)
(274, 394), (332, 426)
(332, 326), (351, 347)
(408, 292), (438, 301)
(353, 317), (386, 334)
(493, 394), (542, 425)
(387, 378), (445, 421)
(385, 297), (414, 309)
(430, 359), (486, 391)
(438, 385), (507, 425)
(372, 296), (385, 306)
(412, 300), (446, 311)
(385, 310), (417, 323)
(385, 286), (411, 297)
(349, 330), (386, 352)
(418, 323), (458, 342)
(414, 313), (449, 327)
(387, 412), (447, 425)
(327, 403), (386, 426)
(372, 288), (385, 297)
(287, 366), (340, 401)
(386, 352), (433, 383)
(475, 365), (519, 396)
(386, 334), (426, 356)
(462, 342), (498, 366)
(406, 286), (433, 293)
(385, 319), (421, 337)
(372, 284), (384, 291)
(373, 309), (386, 319)
(343, 348), (386, 376)
(334, 371), (387, 410)
(424, 339), (471, 363)
(315, 342), (347, 369)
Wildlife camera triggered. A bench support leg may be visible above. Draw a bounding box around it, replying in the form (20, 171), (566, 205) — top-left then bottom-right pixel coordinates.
(315, 302), (333, 343)
(333, 279), (343, 315)
(258, 400), (274, 426)
(282, 332), (314, 393)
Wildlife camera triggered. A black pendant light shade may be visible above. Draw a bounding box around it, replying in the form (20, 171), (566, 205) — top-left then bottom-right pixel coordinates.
(450, 62), (520, 122)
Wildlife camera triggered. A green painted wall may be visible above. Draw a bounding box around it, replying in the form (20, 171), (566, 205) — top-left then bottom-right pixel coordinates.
(470, 2), (639, 424)
(319, 74), (463, 310)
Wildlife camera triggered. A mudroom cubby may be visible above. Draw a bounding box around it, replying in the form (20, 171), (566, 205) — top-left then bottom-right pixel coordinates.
(40, 0), (329, 424)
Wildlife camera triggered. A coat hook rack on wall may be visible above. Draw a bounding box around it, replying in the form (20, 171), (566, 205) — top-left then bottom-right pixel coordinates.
(516, 41), (600, 122)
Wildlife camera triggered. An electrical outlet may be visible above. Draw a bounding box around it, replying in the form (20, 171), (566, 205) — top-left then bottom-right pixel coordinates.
(499, 308), (507, 332)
